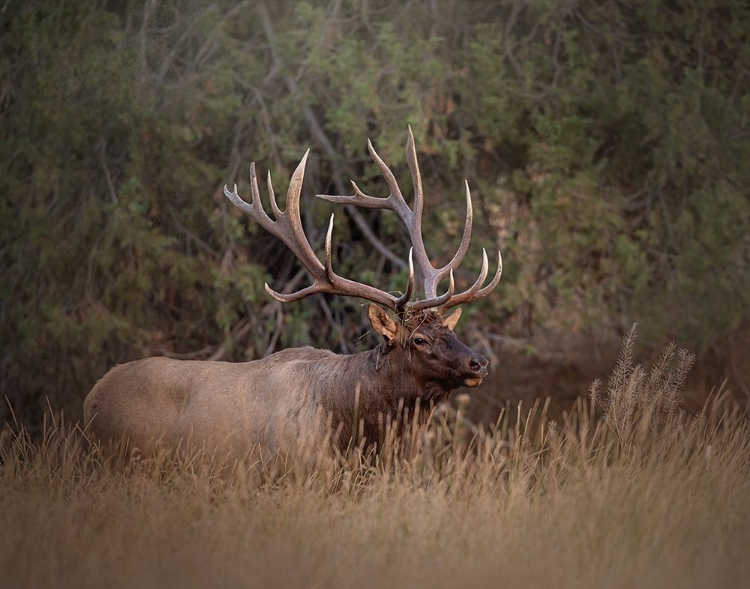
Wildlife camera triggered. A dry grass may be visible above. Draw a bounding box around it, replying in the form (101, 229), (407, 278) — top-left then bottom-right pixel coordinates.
(2, 329), (749, 589)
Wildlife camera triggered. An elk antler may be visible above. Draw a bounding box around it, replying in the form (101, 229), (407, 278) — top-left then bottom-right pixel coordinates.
(224, 152), (414, 314)
(317, 126), (502, 313)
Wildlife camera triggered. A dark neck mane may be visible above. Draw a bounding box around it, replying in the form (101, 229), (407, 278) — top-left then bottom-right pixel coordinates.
(316, 343), (451, 447)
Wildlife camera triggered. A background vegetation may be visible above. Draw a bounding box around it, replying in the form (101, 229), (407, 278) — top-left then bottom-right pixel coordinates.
(2, 0), (749, 428)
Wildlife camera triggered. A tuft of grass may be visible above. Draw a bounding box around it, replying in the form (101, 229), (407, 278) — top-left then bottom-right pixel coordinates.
(2, 329), (749, 589)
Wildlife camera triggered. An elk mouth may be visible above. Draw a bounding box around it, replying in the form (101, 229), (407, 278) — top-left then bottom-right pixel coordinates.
(461, 376), (485, 387)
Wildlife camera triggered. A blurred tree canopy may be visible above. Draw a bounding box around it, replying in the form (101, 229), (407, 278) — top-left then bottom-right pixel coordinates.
(2, 0), (749, 426)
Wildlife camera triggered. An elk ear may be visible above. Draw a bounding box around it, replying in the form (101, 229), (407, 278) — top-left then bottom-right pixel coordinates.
(441, 308), (463, 331)
(368, 304), (399, 342)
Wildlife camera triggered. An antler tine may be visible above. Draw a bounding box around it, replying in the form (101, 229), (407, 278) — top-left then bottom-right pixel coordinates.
(440, 180), (473, 276)
(438, 248), (488, 312)
(405, 126), (424, 221)
(366, 139), (413, 218)
(476, 249), (503, 298)
(264, 282), (321, 303)
(415, 178), (475, 300)
(267, 169), (283, 220)
(279, 150), (322, 272)
(316, 139), (411, 218)
(394, 248), (415, 311)
(324, 213), (336, 282)
(223, 163), (276, 235)
(439, 249), (503, 312)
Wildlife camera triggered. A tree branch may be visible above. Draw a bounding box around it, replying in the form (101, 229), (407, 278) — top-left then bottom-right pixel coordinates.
(255, 2), (407, 271)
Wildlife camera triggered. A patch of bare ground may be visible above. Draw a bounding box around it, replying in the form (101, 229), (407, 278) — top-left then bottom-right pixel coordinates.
(2, 328), (749, 589)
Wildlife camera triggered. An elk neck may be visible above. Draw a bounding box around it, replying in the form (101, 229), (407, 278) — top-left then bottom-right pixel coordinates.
(314, 342), (452, 445)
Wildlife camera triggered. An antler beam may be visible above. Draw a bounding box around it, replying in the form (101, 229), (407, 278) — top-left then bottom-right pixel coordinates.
(224, 154), (414, 313)
(317, 126), (502, 311)
(224, 128), (501, 314)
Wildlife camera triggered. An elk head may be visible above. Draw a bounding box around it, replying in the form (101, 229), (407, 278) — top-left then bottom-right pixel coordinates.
(224, 127), (502, 391)
(368, 305), (489, 391)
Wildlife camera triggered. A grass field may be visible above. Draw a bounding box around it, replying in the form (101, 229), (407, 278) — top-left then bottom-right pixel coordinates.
(2, 330), (749, 589)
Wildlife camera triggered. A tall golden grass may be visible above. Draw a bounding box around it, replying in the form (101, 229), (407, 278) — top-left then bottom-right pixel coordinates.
(2, 328), (749, 589)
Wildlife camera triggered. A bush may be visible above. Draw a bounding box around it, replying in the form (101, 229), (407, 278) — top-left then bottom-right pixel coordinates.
(2, 1), (748, 428)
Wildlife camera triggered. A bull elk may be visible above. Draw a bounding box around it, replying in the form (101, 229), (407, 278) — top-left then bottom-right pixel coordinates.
(83, 128), (502, 455)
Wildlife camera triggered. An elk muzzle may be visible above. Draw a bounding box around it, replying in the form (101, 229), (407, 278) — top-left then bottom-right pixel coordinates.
(460, 352), (489, 387)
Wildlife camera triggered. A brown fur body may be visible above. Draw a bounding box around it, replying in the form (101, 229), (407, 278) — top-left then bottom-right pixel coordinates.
(83, 309), (488, 455)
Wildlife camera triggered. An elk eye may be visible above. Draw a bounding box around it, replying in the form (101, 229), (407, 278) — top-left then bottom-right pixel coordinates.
(413, 336), (427, 346)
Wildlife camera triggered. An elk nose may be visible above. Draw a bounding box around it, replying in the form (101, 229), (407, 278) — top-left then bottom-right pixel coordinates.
(466, 354), (489, 375)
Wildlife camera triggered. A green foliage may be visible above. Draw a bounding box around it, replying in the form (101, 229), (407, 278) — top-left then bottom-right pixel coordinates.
(1, 0), (748, 427)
